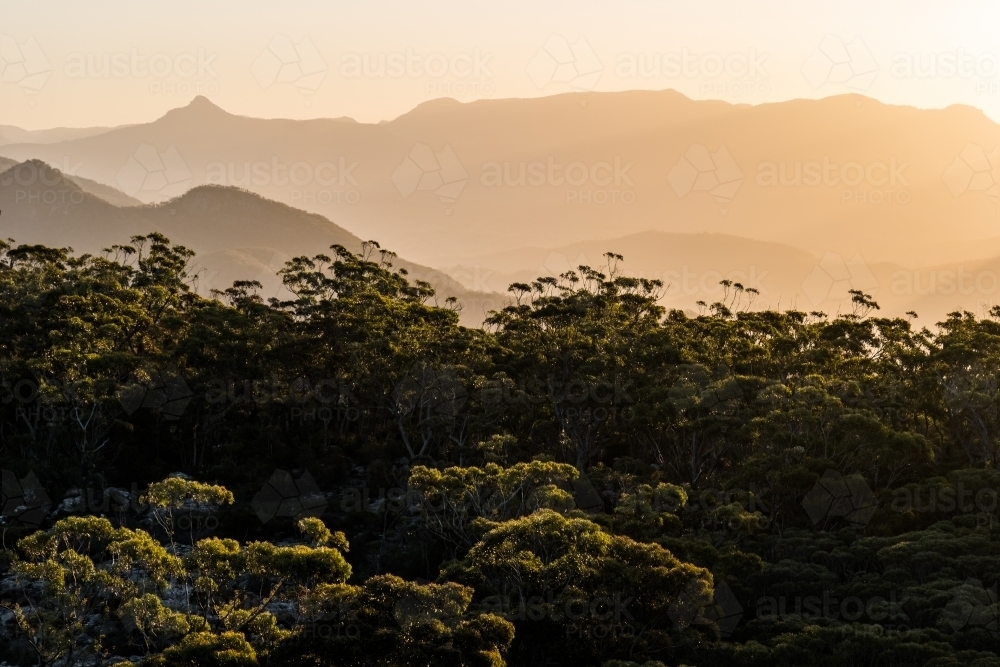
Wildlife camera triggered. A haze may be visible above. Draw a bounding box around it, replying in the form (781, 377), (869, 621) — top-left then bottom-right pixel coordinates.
(2, 0), (1000, 128)
(1, 1), (999, 325)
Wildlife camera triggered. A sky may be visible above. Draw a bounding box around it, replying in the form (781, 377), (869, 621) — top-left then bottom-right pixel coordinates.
(2, 0), (999, 129)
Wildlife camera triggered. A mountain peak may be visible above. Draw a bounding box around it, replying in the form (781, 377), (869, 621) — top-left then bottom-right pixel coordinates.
(161, 96), (230, 122)
(0, 158), (73, 185)
(187, 95), (222, 111)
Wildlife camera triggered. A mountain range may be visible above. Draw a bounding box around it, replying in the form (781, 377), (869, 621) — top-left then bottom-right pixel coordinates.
(0, 160), (500, 326)
(2, 91), (999, 324)
(2, 92), (997, 268)
(0, 124), (123, 147)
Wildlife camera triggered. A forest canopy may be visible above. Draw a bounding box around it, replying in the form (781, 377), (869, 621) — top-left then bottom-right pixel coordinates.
(3, 234), (1000, 666)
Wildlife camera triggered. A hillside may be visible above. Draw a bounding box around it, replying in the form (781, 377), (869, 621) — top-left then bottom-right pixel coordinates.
(446, 230), (1000, 323)
(0, 123), (120, 146)
(0, 160), (499, 324)
(1, 92), (997, 270)
(0, 155), (143, 206)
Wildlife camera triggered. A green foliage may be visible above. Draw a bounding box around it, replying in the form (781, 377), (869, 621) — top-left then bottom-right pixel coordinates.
(407, 460), (579, 554)
(297, 516), (349, 551)
(142, 477), (236, 510)
(142, 477), (235, 546)
(141, 631), (258, 667)
(613, 482), (687, 540)
(444, 509), (714, 665)
(8, 235), (1000, 665)
(268, 574), (514, 667)
(6, 515), (185, 663)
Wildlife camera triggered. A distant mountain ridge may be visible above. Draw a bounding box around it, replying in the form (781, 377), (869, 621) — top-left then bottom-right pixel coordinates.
(3, 91), (1000, 324)
(0, 155), (142, 207)
(1, 91), (996, 270)
(445, 230), (1000, 323)
(0, 124), (122, 146)
(1, 156), (997, 325)
(0, 160), (500, 326)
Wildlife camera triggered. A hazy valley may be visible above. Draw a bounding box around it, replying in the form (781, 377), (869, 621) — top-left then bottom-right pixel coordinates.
(2, 92), (998, 323)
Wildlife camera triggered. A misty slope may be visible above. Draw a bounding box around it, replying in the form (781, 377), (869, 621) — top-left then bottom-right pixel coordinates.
(2, 92), (997, 269)
(0, 155), (143, 206)
(0, 161), (500, 325)
(66, 175), (144, 207)
(0, 124), (120, 146)
(447, 232), (818, 303)
(445, 230), (1000, 324)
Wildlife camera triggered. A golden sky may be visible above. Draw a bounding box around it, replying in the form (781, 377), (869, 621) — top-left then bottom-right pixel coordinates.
(2, 0), (999, 128)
